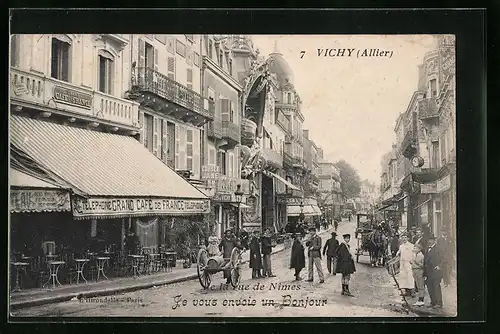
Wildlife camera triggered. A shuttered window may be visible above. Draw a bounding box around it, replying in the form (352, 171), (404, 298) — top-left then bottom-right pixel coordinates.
(167, 57), (175, 80)
(220, 98), (230, 122)
(98, 55), (113, 95)
(186, 129), (193, 171)
(167, 122), (175, 168)
(193, 130), (201, 178)
(187, 68), (193, 90)
(10, 34), (20, 67)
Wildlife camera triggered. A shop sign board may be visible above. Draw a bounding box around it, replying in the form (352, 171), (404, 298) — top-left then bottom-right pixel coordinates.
(53, 86), (93, 109)
(72, 197), (210, 219)
(420, 182), (437, 194)
(213, 193), (233, 202)
(10, 189), (71, 213)
(436, 175), (451, 193)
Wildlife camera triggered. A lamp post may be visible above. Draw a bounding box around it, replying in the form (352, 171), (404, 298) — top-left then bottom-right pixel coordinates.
(285, 175), (293, 231)
(299, 198), (305, 224)
(234, 184), (244, 235)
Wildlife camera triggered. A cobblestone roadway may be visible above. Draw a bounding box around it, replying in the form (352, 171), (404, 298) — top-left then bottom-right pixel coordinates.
(12, 221), (410, 317)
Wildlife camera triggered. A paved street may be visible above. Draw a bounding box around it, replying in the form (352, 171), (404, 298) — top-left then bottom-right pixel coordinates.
(11, 221), (410, 317)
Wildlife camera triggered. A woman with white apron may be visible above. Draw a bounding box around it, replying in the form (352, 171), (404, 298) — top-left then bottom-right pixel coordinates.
(396, 233), (415, 296)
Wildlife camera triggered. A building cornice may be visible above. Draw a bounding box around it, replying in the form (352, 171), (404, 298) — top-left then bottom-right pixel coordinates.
(202, 56), (242, 92)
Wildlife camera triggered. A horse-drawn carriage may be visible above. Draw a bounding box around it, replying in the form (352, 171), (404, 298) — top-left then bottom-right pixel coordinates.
(196, 246), (243, 289)
(354, 213), (387, 266)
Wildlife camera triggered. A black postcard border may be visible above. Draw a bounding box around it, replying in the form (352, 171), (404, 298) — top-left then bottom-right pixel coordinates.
(6, 7), (488, 332)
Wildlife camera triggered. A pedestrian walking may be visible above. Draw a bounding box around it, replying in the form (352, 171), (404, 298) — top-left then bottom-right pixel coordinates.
(424, 235), (444, 309)
(305, 227), (325, 283)
(290, 233), (306, 281)
(437, 227), (453, 287)
(323, 232), (339, 275)
(336, 233), (356, 296)
(249, 230), (263, 279)
(219, 230), (238, 284)
(334, 218), (339, 231)
(261, 228), (276, 278)
(396, 233), (415, 297)
(410, 244), (425, 306)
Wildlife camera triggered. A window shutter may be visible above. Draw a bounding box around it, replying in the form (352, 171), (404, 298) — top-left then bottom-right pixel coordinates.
(107, 59), (113, 95)
(175, 124), (180, 169)
(187, 68), (193, 90)
(153, 116), (159, 156)
(228, 152), (234, 178)
(193, 130), (200, 179)
(179, 126), (186, 170)
(221, 99), (230, 122)
(138, 39), (145, 68)
(167, 57), (175, 80)
(162, 120), (168, 164)
(139, 111), (145, 145)
(154, 48), (159, 71)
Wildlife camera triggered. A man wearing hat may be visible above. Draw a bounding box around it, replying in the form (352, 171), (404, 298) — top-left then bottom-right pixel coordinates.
(336, 233), (356, 296)
(219, 229), (239, 284)
(323, 232), (340, 275)
(305, 227), (325, 283)
(437, 227), (453, 287)
(290, 233), (306, 280)
(424, 235), (443, 308)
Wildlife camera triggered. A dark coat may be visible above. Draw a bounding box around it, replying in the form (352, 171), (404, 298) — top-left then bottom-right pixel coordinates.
(390, 236), (399, 253)
(424, 244), (443, 280)
(323, 237), (339, 257)
(261, 236), (273, 255)
(125, 234), (140, 255)
(219, 237), (237, 259)
(336, 242), (356, 275)
(306, 235), (322, 258)
(249, 237), (262, 269)
(437, 237), (453, 264)
(290, 239), (306, 270)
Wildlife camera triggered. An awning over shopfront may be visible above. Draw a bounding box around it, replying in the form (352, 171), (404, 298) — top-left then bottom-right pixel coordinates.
(10, 168), (72, 213)
(263, 170), (300, 191)
(312, 205), (323, 216)
(10, 115), (210, 219)
(287, 205), (321, 217)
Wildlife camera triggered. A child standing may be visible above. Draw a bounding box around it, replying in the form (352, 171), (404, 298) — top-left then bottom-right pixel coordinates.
(411, 244), (425, 306)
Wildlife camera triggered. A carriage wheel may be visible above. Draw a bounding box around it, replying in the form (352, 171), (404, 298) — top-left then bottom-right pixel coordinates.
(229, 248), (242, 288)
(197, 248), (211, 289)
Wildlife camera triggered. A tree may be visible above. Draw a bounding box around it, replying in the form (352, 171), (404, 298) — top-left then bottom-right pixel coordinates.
(334, 160), (362, 199)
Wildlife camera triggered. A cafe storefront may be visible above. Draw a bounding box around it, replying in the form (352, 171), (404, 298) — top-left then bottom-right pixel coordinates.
(10, 115), (210, 255)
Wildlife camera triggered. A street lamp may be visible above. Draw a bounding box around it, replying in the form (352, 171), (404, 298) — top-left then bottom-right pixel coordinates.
(234, 184), (244, 235)
(299, 198), (305, 223)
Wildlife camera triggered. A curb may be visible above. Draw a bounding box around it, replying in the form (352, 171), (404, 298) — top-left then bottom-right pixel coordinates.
(10, 228), (334, 311)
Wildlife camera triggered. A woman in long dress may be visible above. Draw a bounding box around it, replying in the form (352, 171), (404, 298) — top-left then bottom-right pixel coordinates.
(396, 233), (415, 296)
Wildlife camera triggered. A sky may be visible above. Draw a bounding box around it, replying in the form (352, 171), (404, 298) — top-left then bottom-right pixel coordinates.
(250, 35), (438, 184)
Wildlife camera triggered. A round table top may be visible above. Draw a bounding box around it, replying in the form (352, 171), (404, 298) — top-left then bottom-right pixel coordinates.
(46, 254), (58, 257)
(97, 257), (110, 260)
(128, 255), (143, 258)
(164, 251), (177, 255)
(48, 261), (65, 265)
(12, 262), (29, 266)
(74, 259), (90, 262)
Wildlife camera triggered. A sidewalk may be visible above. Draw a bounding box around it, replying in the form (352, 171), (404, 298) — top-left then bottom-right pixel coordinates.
(10, 227), (334, 310)
(401, 276), (457, 317)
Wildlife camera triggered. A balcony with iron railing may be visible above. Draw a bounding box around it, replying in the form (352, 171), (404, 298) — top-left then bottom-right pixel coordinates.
(221, 120), (240, 147)
(207, 116), (223, 139)
(400, 130), (417, 158)
(261, 148), (283, 169)
(292, 156), (306, 169)
(130, 67), (214, 125)
(418, 98), (439, 121)
(10, 67), (140, 130)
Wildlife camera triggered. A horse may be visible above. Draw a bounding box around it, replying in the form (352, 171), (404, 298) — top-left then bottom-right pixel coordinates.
(366, 229), (386, 267)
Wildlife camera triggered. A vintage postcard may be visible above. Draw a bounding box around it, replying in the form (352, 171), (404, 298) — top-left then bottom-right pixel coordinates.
(9, 33), (457, 318)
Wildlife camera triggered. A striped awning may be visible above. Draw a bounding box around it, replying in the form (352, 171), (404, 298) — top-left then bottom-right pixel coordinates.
(287, 205), (319, 217)
(10, 168), (65, 189)
(10, 115), (210, 219)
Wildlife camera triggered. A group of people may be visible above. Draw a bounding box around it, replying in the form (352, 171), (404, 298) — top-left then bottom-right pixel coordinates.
(289, 228), (356, 297)
(395, 227), (454, 309)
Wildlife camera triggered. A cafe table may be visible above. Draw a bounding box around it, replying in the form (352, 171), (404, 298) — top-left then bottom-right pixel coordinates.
(43, 260), (66, 289)
(148, 253), (161, 273)
(11, 262), (29, 292)
(128, 255), (143, 278)
(96, 257), (110, 281)
(74, 258), (90, 284)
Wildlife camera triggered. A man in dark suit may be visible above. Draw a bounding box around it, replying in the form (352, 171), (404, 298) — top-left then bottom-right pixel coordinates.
(323, 232), (339, 275)
(423, 235), (443, 309)
(305, 227), (324, 283)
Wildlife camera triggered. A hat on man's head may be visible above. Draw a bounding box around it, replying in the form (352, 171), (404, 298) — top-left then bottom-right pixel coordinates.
(308, 227), (316, 232)
(331, 232), (337, 236)
(343, 234), (350, 238)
